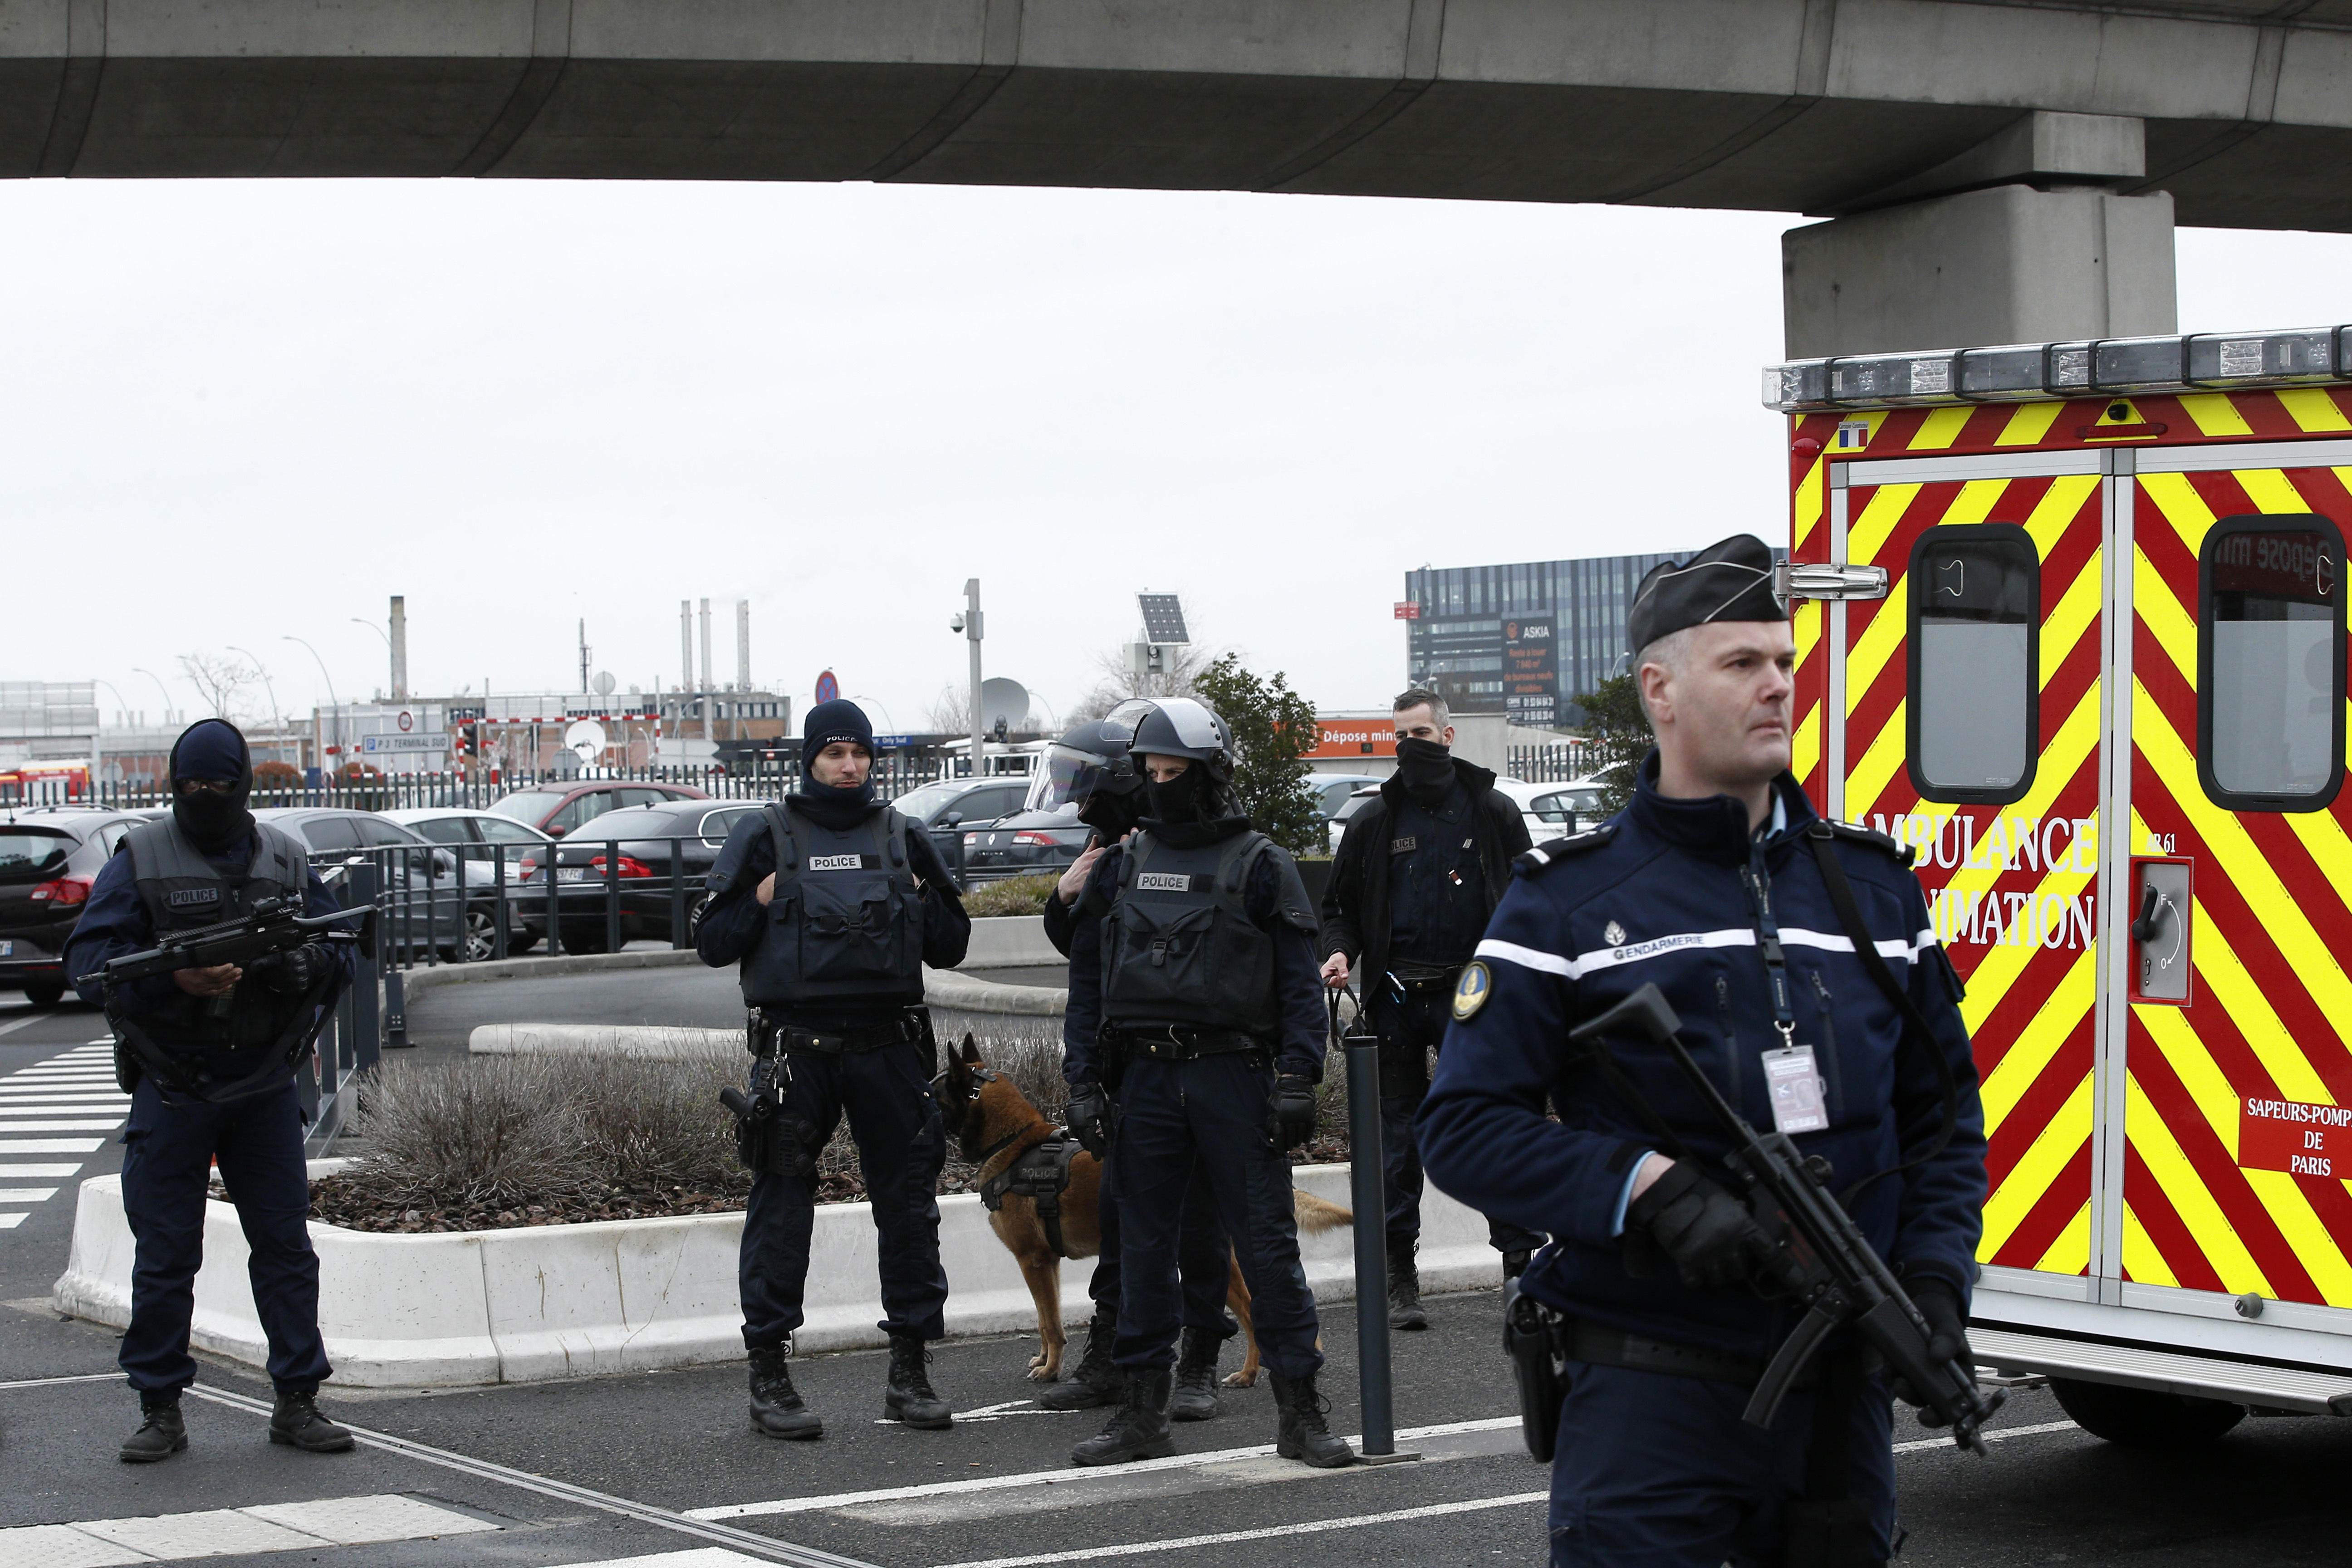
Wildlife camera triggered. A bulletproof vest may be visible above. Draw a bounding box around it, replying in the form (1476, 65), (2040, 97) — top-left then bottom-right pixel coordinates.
(1101, 828), (1305, 1039)
(122, 818), (315, 1051)
(740, 803), (926, 1007)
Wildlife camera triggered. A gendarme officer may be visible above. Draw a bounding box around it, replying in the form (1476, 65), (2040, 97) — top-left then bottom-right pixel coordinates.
(698, 699), (971, 1441)
(1318, 684), (1538, 1328)
(1060, 698), (1351, 1470)
(1418, 536), (1988, 1567)
(65, 719), (358, 1463)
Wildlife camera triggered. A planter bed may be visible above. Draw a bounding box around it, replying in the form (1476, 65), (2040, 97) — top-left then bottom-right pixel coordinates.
(55, 1162), (1500, 1389)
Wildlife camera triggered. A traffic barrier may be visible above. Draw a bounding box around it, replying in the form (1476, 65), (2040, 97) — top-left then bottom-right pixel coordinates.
(52, 1163), (1502, 1388)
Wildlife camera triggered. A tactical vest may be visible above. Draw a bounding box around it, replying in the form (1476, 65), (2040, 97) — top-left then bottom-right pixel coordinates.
(1101, 828), (1308, 1039)
(122, 818), (315, 1051)
(741, 803), (926, 1007)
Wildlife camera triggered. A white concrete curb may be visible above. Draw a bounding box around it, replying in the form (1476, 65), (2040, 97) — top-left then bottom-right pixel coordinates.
(53, 1163), (1499, 1388)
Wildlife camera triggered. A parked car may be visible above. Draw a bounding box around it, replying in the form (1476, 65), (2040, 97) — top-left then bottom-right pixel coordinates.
(383, 807), (567, 957)
(892, 777), (1031, 886)
(960, 803), (1092, 884)
(533, 797), (775, 952)
(487, 780), (710, 838)
(0, 806), (147, 1006)
(1306, 774), (1386, 821)
(1490, 779), (1607, 844)
(252, 807), (490, 963)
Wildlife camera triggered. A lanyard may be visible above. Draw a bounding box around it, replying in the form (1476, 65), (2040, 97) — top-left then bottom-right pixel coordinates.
(1740, 851), (1798, 1050)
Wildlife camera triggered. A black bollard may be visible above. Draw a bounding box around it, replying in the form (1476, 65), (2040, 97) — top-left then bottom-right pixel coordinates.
(1341, 996), (1419, 1465)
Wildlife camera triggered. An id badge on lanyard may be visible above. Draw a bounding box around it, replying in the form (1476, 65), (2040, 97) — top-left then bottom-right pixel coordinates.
(1741, 862), (1829, 1136)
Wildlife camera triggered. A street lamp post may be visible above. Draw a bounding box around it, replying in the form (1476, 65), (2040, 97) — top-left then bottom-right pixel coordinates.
(962, 579), (983, 779)
(283, 635), (342, 780)
(132, 667), (175, 727)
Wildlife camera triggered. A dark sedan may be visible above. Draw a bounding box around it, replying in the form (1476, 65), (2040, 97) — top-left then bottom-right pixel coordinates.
(528, 797), (772, 953)
(959, 803), (1092, 884)
(0, 807), (145, 1005)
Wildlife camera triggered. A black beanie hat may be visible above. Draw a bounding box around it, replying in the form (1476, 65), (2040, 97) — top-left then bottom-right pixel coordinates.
(800, 699), (876, 776)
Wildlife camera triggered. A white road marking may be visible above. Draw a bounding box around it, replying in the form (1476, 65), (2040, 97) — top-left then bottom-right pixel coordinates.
(0, 1101), (129, 1112)
(0, 1091), (133, 1101)
(1892, 1417), (2077, 1454)
(930, 1490), (1552, 1568)
(0, 1214), (27, 1229)
(570, 1553), (775, 1568)
(0, 1372), (126, 1390)
(0, 1014), (49, 1040)
(0, 1494), (498, 1566)
(0, 1163), (82, 1177)
(0, 1188), (59, 1201)
(0, 1121), (125, 1132)
(688, 1417), (1520, 1520)
(0, 1139), (105, 1153)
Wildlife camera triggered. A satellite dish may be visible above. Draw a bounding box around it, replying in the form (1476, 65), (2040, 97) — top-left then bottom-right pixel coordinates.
(979, 677), (1029, 735)
(564, 719), (608, 763)
(593, 671), (617, 696)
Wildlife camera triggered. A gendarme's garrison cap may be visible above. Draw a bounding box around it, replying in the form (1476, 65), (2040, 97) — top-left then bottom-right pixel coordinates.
(1626, 533), (1788, 653)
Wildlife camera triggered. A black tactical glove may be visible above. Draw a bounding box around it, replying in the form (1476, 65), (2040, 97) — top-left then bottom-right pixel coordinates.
(1624, 1159), (1771, 1290)
(1891, 1279), (1971, 1422)
(1067, 1082), (1112, 1161)
(253, 942), (335, 995)
(1268, 1075), (1318, 1150)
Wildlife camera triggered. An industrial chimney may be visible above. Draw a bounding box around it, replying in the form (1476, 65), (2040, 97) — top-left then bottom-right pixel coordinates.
(699, 598), (713, 695)
(679, 601), (693, 693)
(389, 595), (409, 701)
(736, 600), (750, 691)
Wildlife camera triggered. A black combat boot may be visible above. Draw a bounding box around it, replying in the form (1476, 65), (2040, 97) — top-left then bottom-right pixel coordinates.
(883, 1334), (953, 1429)
(267, 1390), (354, 1453)
(119, 1398), (186, 1464)
(1037, 1313), (1121, 1411)
(1387, 1245), (1428, 1331)
(1270, 1371), (1355, 1468)
(1167, 1326), (1223, 1422)
(749, 1344), (823, 1440)
(1069, 1368), (1176, 1466)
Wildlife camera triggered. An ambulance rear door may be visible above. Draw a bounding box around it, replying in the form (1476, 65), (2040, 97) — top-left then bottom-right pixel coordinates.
(2115, 437), (2352, 1359)
(1822, 446), (2109, 1308)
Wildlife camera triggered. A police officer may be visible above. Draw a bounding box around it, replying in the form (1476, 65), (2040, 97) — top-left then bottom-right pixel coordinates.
(1417, 535), (1988, 1567)
(697, 698), (971, 1441)
(65, 719), (357, 1464)
(1060, 698), (1352, 1469)
(1033, 714), (1236, 1421)
(1318, 685), (1539, 1328)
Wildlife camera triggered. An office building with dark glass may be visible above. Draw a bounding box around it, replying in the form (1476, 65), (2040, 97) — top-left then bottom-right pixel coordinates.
(1402, 551), (1690, 729)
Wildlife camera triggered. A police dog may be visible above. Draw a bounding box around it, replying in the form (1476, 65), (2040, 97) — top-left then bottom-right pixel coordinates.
(941, 1035), (1352, 1387)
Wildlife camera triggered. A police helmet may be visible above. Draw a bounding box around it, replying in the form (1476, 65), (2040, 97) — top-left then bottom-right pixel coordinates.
(1126, 697), (1233, 779)
(1039, 719), (1141, 813)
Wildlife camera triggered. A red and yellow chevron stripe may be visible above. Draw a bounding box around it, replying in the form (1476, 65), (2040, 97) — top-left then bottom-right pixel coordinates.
(2127, 464), (2352, 1307)
(1791, 387), (2352, 463)
(1798, 469), (2106, 1278)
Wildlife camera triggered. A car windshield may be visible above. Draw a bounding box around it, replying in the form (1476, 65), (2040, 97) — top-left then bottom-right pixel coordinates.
(566, 808), (682, 839)
(0, 830), (73, 879)
(490, 791), (568, 821)
(894, 785), (962, 823)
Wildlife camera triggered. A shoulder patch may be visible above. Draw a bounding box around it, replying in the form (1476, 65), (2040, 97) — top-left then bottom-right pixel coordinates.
(1450, 960), (1494, 1022)
(1512, 821), (1618, 877)
(1818, 818), (1915, 867)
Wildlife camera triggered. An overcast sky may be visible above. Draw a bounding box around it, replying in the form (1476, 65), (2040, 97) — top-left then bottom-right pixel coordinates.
(6, 177), (2350, 735)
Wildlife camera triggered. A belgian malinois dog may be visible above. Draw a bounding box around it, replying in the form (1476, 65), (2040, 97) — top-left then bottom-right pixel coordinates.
(941, 1035), (1353, 1387)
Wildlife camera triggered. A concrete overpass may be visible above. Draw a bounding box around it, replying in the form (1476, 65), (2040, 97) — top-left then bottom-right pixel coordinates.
(8, 1), (2352, 354)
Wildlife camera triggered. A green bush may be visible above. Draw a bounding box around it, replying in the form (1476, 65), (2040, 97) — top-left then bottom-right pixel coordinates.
(962, 872), (1058, 917)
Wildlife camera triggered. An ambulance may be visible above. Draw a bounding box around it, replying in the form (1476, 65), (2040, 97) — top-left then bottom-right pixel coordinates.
(1764, 327), (2352, 1444)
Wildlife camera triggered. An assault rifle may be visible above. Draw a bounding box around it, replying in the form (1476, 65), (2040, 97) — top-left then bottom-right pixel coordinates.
(1572, 983), (2004, 1454)
(78, 896), (370, 993)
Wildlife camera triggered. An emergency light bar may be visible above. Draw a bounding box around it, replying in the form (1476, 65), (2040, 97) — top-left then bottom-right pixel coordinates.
(1764, 326), (2352, 413)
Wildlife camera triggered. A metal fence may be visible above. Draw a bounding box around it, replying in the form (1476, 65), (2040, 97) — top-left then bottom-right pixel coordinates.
(1506, 744), (1602, 784)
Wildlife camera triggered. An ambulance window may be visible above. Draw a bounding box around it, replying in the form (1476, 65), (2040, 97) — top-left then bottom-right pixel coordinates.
(1906, 524), (2039, 805)
(2198, 515), (2345, 811)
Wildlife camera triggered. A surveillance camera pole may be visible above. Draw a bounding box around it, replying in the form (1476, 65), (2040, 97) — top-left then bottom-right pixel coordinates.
(964, 578), (985, 779)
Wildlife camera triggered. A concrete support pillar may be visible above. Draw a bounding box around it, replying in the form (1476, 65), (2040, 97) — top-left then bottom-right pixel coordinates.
(1781, 112), (2176, 358)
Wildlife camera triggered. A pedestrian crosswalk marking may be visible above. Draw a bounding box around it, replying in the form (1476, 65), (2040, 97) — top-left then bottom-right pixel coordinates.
(0, 1214), (24, 1229)
(0, 1187), (59, 1201)
(0, 1163), (81, 1176)
(0, 1047), (119, 1224)
(0, 1139), (105, 1153)
(0, 1494), (500, 1565)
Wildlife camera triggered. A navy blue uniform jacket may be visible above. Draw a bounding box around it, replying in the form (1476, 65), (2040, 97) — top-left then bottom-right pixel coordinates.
(66, 834), (356, 1039)
(1062, 832), (1328, 1088)
(1416, 762), (1986, 1362)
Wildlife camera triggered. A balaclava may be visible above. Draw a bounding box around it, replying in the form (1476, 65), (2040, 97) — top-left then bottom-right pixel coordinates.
(169, 718), (255, 853)
(1394, 735), (1455, 806)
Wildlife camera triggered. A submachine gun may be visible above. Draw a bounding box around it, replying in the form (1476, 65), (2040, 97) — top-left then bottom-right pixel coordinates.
(78, 896), (372, 1102)
(1566, 983), (2004, 1454)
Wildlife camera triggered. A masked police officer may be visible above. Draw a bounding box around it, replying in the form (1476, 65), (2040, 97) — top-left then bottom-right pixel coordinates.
(1318, 686), (1540, 1328)
(1059, 698), (1351, 1469)
(65, 719), (358, 1463)
(698, 698), (971, 1441)
(1418, 536), (1987, 1567)
(1033, 713), (1237, 1421)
